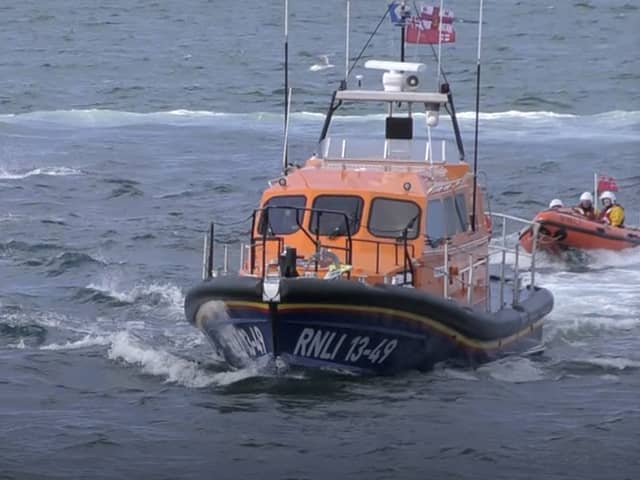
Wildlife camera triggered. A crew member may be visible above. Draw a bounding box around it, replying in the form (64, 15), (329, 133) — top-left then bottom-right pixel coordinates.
(598, 191), (625, 227)
(574, 192), (598, 220)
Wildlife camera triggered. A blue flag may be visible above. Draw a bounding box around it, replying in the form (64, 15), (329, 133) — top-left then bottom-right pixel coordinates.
(388, 2), (407, 26)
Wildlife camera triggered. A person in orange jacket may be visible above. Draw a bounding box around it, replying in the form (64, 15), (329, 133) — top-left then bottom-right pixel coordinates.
(574, 191), (598, 220)
(598, 191), (625, 227)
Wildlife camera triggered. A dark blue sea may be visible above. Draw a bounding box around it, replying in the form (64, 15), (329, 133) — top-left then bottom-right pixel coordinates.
(1, 1), (639, 478)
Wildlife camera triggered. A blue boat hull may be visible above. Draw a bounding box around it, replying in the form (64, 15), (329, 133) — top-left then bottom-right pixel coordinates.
(185, 276), (551, 374)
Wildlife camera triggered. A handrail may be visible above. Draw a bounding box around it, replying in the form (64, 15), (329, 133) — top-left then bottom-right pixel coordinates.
(485, 211), (541, 309)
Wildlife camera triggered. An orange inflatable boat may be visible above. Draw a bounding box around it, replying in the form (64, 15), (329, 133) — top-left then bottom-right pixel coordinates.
(519, 208), (640, 253)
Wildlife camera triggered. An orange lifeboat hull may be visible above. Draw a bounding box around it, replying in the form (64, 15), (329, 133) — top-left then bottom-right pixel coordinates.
(519, 208), (640, 254)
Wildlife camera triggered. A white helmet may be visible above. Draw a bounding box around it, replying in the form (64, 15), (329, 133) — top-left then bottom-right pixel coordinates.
(600, 190), (616, 202)
(579, 191), (593, 202)
(549, 198), (563, 208)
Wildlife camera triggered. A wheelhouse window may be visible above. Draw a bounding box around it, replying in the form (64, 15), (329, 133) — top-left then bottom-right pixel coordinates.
(426, 199), (445, 243)
(444, 196), (457, 237)
(368, 198), (420, 239)
(426, 194), (469, 244)
(309, 195), (363, 236)
(257, 195), (306, 235)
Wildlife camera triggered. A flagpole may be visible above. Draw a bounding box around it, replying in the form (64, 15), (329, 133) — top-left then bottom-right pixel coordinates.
(437, 0), (444, 87)
(283, 0), (289, 174)
(470, 0), (484, 232)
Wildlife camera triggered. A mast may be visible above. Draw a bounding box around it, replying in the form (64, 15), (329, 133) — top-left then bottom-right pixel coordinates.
(470, 0), (484, 232)
(400, 1), (408, 61)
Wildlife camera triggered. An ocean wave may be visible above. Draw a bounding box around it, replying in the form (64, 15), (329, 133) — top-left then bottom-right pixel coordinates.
(0, 166), (83, 179)
(85, 277), (185, 318)
(0, 239), (65, 256)
(553, 356), (640, 375)
(0, 108), (243, 128)
(0, 322), (48, 347)
(0, 306), (70, 348)
(1, 108), (638, 130)
(40, 333), (112, 351)
(45, 252), (107, 277)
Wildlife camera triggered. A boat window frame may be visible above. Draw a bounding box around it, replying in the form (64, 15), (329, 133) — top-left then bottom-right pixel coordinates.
(308, 194), (364, 236)
(367, 197), (421, 240)
(257, 194), (307, 236)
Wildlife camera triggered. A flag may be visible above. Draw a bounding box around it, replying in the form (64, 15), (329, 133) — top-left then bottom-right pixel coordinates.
(388, 2), (408, 26)
(597, 174), (619, 193)
(419, 5), (454, 24)
(405, 5), (456, 44)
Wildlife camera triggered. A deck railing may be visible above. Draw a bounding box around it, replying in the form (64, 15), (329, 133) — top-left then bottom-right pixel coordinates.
(320, 136), (452, 163)
(200, 210), (542, 312)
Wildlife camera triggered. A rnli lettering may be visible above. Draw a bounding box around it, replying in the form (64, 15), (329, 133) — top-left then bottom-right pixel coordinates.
(293, 328), (346, 361)
(238, 326), (267, 356)
(292, 328), (397, 365)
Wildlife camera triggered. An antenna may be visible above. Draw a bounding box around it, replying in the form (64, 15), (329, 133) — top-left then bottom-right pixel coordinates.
(282, 88), (292, 174)
(345, 0), (350, 85)
(470, 0), (484, 232)
(283, 0), (289, 172)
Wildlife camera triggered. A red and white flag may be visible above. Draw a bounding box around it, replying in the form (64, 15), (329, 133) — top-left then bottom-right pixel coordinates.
(405, 5), (456, 44)
(597, 174), (619, 193)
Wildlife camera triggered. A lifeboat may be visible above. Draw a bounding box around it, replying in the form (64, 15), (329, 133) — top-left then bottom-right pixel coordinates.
(519, 207), (640, 254)
(183, 5), (554, 374)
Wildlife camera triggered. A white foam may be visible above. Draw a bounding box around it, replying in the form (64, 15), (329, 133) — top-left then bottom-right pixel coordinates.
(477, 356), (546, 382)
(107, 331), (263, 387)
(457, 110), (577, 120)
(9, 339), (27, 350)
